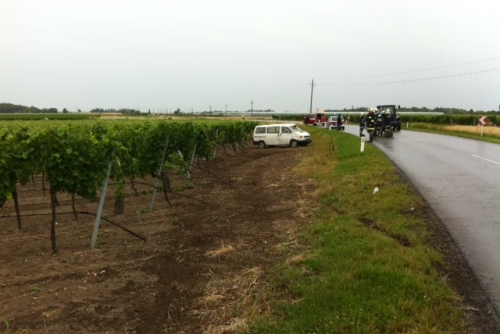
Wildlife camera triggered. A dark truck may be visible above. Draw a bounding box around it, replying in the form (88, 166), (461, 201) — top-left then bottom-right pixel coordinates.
(376, 105), (401, 136)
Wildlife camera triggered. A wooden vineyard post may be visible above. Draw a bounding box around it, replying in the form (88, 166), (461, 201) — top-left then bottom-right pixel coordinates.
(114, 183), (125, 215)
(50, 186), (58, 254)
(42, 172), (46, 197)
(213, 128), (219, 158)
(91, 151), (114, 249)
(12, 187), (22, 230)
(71, 193), (78, 221)
(150, 138), (169, 212)
(129, 177), (139, 196)
(159, 171), (172, 207)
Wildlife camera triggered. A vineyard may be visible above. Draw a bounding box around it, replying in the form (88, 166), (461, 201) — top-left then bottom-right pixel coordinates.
(0, 119), (256, 254)
(0, 135), (309, 333)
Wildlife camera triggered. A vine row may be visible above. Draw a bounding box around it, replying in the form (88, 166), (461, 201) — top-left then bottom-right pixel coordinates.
(0, 120), (256, 208)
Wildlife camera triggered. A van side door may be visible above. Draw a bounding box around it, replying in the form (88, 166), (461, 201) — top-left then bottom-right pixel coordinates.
(266, 126), (280, 146)
(279, 126), (293, 146)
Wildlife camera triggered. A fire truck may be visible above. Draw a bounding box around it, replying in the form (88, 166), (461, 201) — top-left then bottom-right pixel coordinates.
(303, 109), (326, 126)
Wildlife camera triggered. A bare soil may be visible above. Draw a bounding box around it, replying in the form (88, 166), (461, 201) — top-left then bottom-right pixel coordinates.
(0, 145), (498, 333)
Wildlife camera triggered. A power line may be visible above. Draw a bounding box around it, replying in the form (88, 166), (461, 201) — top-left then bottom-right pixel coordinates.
(229, 82), (308, 109)
(254, 85), (308, 104)
(250, 82), (310, 111)
(332, 56), (500, 80)
(214, 62), (499, 110)
(320, 67), (500, 86)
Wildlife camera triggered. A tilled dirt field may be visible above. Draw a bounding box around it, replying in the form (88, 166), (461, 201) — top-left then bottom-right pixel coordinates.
(0, 145), (314, 333)
(0, 144), (498, 333)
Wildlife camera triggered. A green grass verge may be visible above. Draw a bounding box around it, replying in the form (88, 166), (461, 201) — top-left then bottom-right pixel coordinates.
(248, 127), (465, 333)
(405, 123), (500, 144)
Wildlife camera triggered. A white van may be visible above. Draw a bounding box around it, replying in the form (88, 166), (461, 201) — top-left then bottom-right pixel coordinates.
(253, 123), (312, 149)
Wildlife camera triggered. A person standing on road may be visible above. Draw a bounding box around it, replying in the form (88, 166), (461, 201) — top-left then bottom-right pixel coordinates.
(337, 114), (342, 130)
(366, 110), (376, 142)
(375, 111), (383, 137)
(359, 113), (366, 136)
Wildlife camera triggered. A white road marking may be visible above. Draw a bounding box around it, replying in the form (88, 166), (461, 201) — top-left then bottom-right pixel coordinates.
(407, 137), (428, 143)
(472, 155), (500, 166)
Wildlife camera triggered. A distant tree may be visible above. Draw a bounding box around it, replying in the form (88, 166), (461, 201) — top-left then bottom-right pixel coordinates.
(0, 103), (31, 113)
(78, 109), (81, 113)
(174, 108), (180, 115)
(62, 108), (69, 113)
(26, 106), (41, 113)
(119, 108), (141, 115)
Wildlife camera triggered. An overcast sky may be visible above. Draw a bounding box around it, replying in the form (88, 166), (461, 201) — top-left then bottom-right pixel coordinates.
(1, 0), (499, 112)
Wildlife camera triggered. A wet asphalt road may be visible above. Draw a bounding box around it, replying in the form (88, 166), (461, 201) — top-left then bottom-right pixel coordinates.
(342, 125), (500, 314)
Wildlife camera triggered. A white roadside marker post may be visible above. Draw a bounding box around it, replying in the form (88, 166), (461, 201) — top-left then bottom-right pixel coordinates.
(479, 116), (488, 137)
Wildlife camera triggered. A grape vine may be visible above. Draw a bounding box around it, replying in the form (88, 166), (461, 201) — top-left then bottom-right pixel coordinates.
(1, 119), (256, 252)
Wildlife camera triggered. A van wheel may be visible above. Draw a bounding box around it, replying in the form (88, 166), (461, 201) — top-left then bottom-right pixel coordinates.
(290, 140), (298, 148)
(258, 141), (267, 149)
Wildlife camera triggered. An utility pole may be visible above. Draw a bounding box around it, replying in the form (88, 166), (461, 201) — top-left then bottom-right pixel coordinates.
(225, 103), (227, 119)
(210, 105), (212, 113)
(251, 99), (254, 117)
(309, 79), (315, 114)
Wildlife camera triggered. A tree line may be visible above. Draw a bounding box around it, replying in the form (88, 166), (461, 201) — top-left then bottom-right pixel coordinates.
(0, 103), (142, 115)
(0, 103), (58, 114)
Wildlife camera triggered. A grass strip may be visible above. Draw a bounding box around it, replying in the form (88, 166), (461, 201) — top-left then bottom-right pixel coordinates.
(405, 123), (500, 144)
(248, 127), (466, 333)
